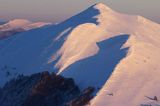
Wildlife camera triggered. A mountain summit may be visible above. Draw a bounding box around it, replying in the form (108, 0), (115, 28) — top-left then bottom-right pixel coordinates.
(94, 3), (113, 11)
(0, 3), (160, 106)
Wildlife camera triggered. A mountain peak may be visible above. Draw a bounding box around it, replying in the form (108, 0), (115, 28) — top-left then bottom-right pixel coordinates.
(93, 3), (113, 12)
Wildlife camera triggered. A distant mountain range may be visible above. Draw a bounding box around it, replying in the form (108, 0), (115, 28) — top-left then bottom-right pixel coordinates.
(0, 3), (160, 106)
(0, 19), (51, 39)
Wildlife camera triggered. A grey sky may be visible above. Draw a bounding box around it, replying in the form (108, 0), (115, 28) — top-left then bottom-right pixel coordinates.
(0, 0), (159, 23)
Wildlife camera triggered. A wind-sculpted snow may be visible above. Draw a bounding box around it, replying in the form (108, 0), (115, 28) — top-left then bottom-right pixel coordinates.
(61, 35), (129, 89)
(0, 3), (160, 106)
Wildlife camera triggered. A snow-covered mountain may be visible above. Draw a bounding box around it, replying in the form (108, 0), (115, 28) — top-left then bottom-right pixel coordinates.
(0, 3), (160, 106)
(0, 19), (51, 39)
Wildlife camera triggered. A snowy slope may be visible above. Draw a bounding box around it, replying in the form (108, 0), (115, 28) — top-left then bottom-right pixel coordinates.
(0, 3), (160, 106)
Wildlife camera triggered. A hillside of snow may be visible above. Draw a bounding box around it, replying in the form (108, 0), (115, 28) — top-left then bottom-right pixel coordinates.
(0, 3), (160, 106)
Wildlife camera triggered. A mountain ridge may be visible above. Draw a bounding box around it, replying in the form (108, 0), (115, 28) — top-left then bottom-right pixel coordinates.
(0, 3), (160, 106)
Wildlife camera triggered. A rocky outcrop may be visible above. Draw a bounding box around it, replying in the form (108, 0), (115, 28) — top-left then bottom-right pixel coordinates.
(0, 71), (95, 106)
(22, 71), (80, 106)
(67, 87), (95, 106)
(0, 87), (2, 99)
(0, 73), (42, 106)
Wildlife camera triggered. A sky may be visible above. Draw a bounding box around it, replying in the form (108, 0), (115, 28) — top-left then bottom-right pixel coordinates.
(0, 0), (159, 23)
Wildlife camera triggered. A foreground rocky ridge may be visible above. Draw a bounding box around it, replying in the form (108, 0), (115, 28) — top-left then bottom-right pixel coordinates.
(0, 71), (94, 106)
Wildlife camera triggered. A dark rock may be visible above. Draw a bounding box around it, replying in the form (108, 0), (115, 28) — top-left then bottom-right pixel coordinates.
(22, 71), (80, 106)
(0, 71), (95, 106)
(0, 87), (2, 99)
(67, 87), (95, 106)
(0, 73), (42, 106)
